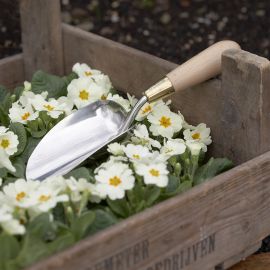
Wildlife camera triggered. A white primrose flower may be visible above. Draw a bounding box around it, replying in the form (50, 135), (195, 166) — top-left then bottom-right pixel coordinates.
(0, 205), (25, 235)
(123, 144), (154, 163)
(95, 162), (135, 200)
(161, 138), (186, 159)
(9, 102), (39, 124)
(92, 74), (112, 95)
(31, 95), (73, 119)
(72, 63), (102, 78)
(19, 91), (48, 108)
(135, 100), (170, 121)
(0, 149), (16, 172)
(2, 179), (40, 208)
(1, 218), (26, 235)
(94, 156), (128, 174)
(136, 162), (169, 188)
(57, 96), (75, 115)
(183, 123), (212, 152)
(107, 142), (124, 156)
(135, 102), (155, 121)
(0, 128), (19, 155)
(127, 93), (138, 107)
(147, 104), (183, 138)
(131, 124), (161, 149)
(30, 184), (69, 213)
(185, 141), (203, 156)
(23, 81), (31, 91)
(67, 77), (106, 109)
(106, 93), (131, 112)
(76, 178), (104, 203)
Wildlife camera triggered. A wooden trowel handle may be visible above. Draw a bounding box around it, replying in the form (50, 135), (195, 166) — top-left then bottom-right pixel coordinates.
(145, 40), (241, 102)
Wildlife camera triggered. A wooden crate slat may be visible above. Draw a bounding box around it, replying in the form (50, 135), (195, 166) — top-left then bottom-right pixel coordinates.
(221, 50), (270, 164)
(19, 0), (64, 79)
(62, 23), (177, 91)
(0, 54), (25, 89)
(26, 151), (270, 270)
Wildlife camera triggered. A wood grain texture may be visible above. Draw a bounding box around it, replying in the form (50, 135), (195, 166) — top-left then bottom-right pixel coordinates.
(220, 49), (270, 165)
(229, 253), (270, 270)
(0, 54), (24, 89)
(19, 0), (64, 79)
(26, 150), (270, 270)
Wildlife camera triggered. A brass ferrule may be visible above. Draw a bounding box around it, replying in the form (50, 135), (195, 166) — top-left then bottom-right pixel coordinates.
(144, 77), (175, 102)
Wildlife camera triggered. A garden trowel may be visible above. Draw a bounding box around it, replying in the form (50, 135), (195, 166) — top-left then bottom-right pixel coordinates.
(26, 41), (240, 181)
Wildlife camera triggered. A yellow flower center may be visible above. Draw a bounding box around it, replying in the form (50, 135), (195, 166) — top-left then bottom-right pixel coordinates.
(133, 154), (140, 159)
(109, 176), (122, 187)
(16, 192), (26, 201)
(39, 195), (51, 202)
(1, 139), (10, 149)
(159, 116), (171, 128)
(142, 105), (152, 114)
(79, 90), (89, 100)
(21, 112), (30, 121)
(192, 132), (201, 140)
(101, 94), (107, 100)
(149, 169), (160, 177)
(84, 71), (92, 76)
(43, 104), (54, 111)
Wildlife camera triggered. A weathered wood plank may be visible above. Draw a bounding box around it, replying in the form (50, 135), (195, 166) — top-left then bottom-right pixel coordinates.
(62, 23), (177, 91)
(220, 49), (270, 164)
(27, 150), (270, 270)
(19, 0), (64, 79)
(229, 253), (270, 270)
(0, 54), (25, 89)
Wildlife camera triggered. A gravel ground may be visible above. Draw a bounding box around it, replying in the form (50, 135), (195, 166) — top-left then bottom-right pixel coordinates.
(0, 0), (269, 62)
(1, 0), (270, 253)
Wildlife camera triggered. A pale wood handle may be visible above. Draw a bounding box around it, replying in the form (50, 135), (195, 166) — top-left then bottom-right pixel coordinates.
(167, 41), (241, 93)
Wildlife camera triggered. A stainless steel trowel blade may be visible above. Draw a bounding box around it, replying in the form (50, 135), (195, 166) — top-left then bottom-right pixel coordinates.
(26, 100), (127, 181)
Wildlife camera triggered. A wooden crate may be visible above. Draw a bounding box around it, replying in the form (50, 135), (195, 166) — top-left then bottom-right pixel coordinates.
(1, 1), (270, 269)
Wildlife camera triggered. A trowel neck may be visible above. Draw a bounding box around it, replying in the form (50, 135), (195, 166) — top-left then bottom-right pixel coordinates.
(119, 96), (148, 132)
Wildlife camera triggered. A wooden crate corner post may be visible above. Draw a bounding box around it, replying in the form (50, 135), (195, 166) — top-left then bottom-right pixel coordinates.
(19, 0), (64, 79)
(221, 49), (270, 164)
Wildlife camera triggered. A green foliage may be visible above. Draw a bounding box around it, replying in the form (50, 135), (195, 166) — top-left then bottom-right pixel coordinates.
(70, 211), (95, 240)
(31, 71), (77, 98)
(87, 209), (118, 235)
(194, 158), (233, 185)
(8, 123), (27, 156)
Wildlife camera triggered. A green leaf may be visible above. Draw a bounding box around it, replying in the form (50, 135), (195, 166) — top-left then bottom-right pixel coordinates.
(0, 85), (8, 101)
(20, 137), (41, 162)
(165, 175), (180, 195)
(9, 157), (25, 178)
(65, 167), (91, 180)
(28, 129), (47, 138)
(0, 168), (8, 178)
(8, 123), (27, 156)
(62, 72), (78, 85)
(87, 209), (118, 235)
(144, 185), (161, 207)
(15, 233), (49, 268)
(48, 228), (75, 254)
(27, 213), (56, 240)
(12, 86), (24, 101)
(70, 211), (95, 240)
(31, 70), (67, 98)
(107, 198), (131, 218)
(177, 180), (192, 193)
(194, 158), (233, 185)
(0, 233), (20, 268)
